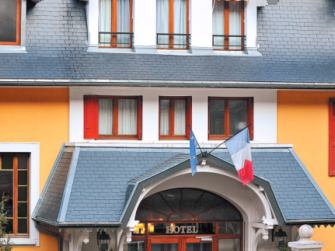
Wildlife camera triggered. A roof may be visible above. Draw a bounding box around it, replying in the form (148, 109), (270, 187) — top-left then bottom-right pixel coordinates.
(0, 0), (335, 86)
(33, 146), (335, 228)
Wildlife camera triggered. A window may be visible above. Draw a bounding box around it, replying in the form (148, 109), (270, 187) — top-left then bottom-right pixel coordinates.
(0, 0), (21, 45)
(156, 0), (190, 49)
(159, 97), (192, 140)
(212, 1), (245, 51)
(99, 0), (133, 48)
(84, 95), (142, 140)
(208, 97), (253, 140)
(329, 98), (335, 176)
(0, 153), (29, 235)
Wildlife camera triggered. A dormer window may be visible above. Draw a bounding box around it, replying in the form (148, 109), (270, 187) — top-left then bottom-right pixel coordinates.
(0, 0), (21, 45)
(156, 0), (190, 49)
(99, 0), (133, 48)
(212, 1), (245, 51)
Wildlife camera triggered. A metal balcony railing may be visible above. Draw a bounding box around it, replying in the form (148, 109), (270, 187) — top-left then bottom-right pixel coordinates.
(212, 35), (246, 51)
(99, 32), (134, 48)
(156, 33), (191, 49)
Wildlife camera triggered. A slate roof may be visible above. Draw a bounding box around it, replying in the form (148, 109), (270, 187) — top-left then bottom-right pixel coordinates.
(33, 146), (335, 228)
(1, 0), (335, 85)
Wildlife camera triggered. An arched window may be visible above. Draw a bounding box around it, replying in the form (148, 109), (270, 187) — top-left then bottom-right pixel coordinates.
(136, 188), (242, 221)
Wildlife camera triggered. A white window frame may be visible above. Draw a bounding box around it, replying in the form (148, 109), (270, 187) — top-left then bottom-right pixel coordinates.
(0, 0), (27, 53)
(0, 143), (40, 246)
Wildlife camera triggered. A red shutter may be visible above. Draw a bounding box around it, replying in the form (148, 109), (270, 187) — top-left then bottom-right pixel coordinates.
(247, 97), (254, 140)
(137, 96), (143, 140)
(329, 98), (335, 176)
(84, 95), (99, 139)
(186, 96), (192, 140)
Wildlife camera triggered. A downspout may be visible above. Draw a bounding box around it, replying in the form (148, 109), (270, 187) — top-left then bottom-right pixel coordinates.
(34, 221), (62, 251)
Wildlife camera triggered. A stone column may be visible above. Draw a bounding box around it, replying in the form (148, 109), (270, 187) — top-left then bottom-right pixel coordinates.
(288, 225), (324, 251)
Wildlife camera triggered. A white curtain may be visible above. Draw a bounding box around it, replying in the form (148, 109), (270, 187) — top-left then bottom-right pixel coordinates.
(99, 99), (113, 134)
(174, 100), (186, 135)
(212, 1), (224, 49)
(156, 0), (169, 48)
(118, 99), (137, 135)
(229, 1), (242, 50)
(99, 0), (112, 46)
(160, 100), (170, 135)
(173, 0), (187, 48)
(117, 0), (131, 46)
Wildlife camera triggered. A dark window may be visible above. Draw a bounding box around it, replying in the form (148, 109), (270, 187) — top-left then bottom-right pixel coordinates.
(208, 97), (253, 140)
(0, 0), (21, 45)
(0, 153), (29, 235)
(159, 97), (192, 140)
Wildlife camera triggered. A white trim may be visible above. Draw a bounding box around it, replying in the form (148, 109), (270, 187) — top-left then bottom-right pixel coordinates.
(0, 143), (40, 246)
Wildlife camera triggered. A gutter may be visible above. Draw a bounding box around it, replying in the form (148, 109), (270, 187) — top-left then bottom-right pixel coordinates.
(1, 79), (335, 89)
(34, 221), (62, 251)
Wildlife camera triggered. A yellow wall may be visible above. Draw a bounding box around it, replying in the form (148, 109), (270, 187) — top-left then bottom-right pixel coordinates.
(278, 91), (335, 251)
(0, 88), (69, 251)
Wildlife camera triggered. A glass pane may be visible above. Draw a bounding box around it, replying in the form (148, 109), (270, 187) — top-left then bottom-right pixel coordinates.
(229, 2), (242, 50)
(181, 189), (204, 212)
(140, 193), (173, 215)
(135, 206), (168, 222)
(169, 212), (194, 221)
(173, 0), (187, 48)
(117, 0), (131, 47)
(3, 218), (13, 234)
(218, 239), (240, 251)
(160, 100), (170, 135)
(99, 0), (112, 46)
(210, 100), (225, 135)
(18, 171), (27, 185)
(212, 0), (224, 49)
(174, 100), (186, 135)
(0, 171), (13, 217)
(187, 243), (212, 251)
(18, 219), (28, 233)
(18, 202), (28, 217)
(152, 244), (178, 251)
(133, 223), (146, 235)
(191, 192), (224, 215)
(160, 189), (181, 212)
(118, 99), (137, 135)
(18, 154), (29, 170)
(125, 241), (145, 251)
(219, 222), (240, 235)
(99, 99), (113, 134)
(0, 0), (17, 42)
(18, 186), (28, 201)
(1, 154), (14, 170)
(156, 0), (169, 48)
(229, 100), (247, 135)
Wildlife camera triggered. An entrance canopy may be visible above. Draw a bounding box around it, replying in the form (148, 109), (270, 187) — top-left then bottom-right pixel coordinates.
(33, 145), (335, 229)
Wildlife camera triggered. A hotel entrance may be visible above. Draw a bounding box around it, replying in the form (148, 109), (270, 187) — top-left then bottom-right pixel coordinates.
(129, 188), (243, 251)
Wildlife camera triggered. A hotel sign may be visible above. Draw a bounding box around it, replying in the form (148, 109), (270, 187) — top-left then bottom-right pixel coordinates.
(166, 224), (199, 234)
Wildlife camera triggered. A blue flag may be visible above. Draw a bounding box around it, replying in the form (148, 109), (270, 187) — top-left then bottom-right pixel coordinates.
(190, 130), (198, 176)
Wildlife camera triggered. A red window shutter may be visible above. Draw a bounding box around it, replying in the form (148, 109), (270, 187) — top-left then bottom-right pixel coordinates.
(137, 96), (143, 140)
(247, 97), (254, 140)
(186, 96), (192, 140)
(329, 98), (335, 176)
(84, 95), (99, 139)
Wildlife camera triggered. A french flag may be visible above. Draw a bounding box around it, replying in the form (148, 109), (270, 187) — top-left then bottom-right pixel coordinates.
(225, 128), (254, 186)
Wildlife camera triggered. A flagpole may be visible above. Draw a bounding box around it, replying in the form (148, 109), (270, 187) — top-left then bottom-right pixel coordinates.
(188, 124), (206, 157)
(207, 124), (253, 156)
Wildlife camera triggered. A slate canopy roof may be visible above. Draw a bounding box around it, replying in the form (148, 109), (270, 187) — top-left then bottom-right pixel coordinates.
(32, 145), (335, 229)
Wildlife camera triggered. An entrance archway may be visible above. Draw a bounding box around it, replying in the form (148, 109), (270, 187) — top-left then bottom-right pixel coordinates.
(128, 188), (243, 251)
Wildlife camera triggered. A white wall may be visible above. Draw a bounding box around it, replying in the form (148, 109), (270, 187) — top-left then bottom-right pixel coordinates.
(69, 87), (277, 144)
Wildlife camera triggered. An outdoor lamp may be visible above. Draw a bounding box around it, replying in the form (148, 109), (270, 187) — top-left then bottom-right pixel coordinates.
(273, 227), (288, 249)
(97, 229), (111, 251)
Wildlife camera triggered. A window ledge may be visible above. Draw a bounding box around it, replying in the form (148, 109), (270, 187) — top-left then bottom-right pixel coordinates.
(0, 46), (27, 53)
(0, 237), (37, 246)
(87, 45), (262, 57)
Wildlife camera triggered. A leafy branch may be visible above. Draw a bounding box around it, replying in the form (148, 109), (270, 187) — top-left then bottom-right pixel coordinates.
(0, 200), (12, 251)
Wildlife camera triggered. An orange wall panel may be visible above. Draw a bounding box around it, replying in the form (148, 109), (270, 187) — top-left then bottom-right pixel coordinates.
(278, 91), (335, 251)
(0, 88), (69, 251)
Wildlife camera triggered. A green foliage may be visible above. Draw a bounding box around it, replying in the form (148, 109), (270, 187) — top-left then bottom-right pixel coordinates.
(279, 242), (288, 251)
(0, 201), (12, 251)
(109, 248), (114, 251)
